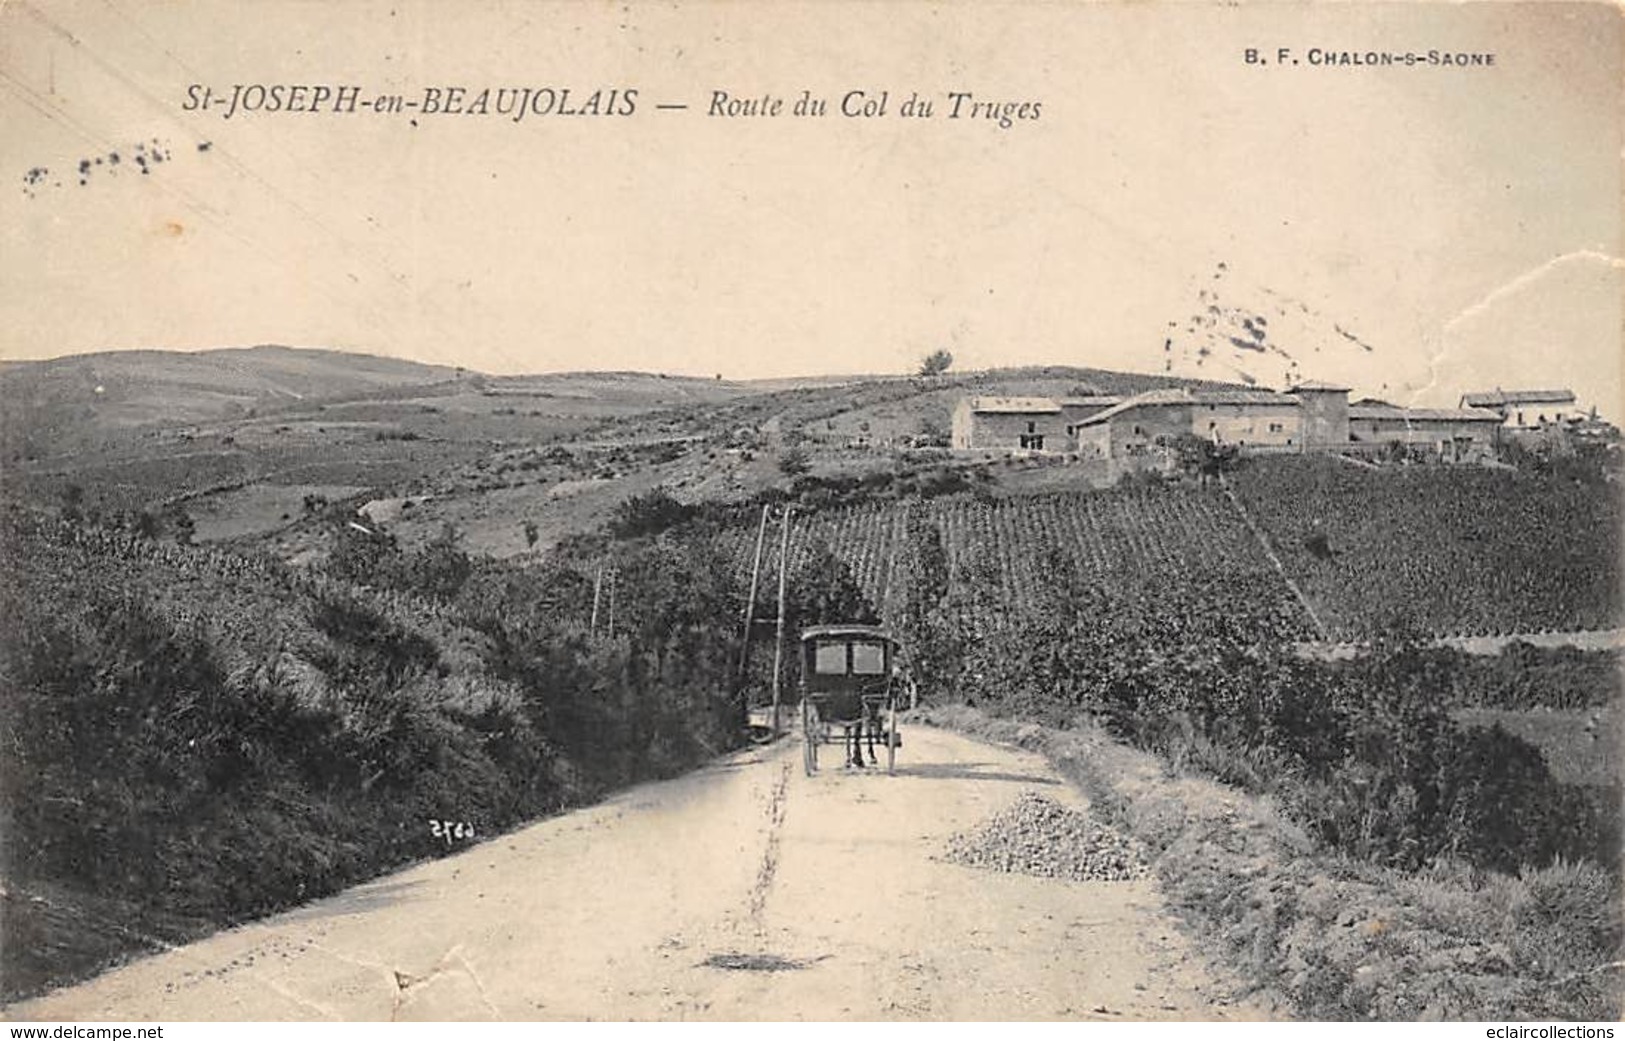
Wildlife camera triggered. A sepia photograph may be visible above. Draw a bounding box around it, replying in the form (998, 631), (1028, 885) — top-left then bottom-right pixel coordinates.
(0, 0), (1620, 1025)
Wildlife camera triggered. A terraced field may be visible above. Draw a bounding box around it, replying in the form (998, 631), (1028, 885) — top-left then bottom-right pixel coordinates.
(707, 461), (1621, 642)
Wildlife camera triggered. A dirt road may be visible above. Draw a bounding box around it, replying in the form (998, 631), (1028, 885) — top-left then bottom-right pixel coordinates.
(12, 727), (1268, 1021)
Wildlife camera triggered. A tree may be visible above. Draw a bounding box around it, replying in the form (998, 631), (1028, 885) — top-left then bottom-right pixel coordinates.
(61, 483), (85, 522)
(777, 444), (812, 477)
(895, 517), (954, 703)
(609, 487), (693, 538)
(788, 539), (878, 629)
(1166, 433), (1240, 485)
(167, 506), (196, 546)
(918, 349), (954, 377)
(326, 515), (401, 586)
(406, 522), (472, 601)
(131, 509), (160, 541)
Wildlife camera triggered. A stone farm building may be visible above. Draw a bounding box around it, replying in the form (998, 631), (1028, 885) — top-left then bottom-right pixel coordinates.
(1348, 402), (1503, 462)
(1458, 389), (1586, 431)
(953, 383), (1510, 473)
(949, 396), (1114, 452)
(1072, 388), (1310, 461)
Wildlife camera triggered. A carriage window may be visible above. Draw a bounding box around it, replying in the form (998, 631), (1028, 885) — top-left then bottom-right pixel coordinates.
(813, 641), (848, 674)
(850, 642), (886, 675)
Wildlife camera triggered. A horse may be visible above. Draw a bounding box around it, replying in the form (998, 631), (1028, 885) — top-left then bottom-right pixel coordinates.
(816, 691), (881, 768)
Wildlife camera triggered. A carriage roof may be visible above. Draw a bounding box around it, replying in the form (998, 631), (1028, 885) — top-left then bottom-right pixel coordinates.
(798, 624), (896, 644)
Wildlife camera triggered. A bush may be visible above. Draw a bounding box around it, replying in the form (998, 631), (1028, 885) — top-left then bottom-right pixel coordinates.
(777, 444), (811, 477)
(608, 487), (694, 538)
(403, 523), (471, 601)
(917, 349), (953, 377)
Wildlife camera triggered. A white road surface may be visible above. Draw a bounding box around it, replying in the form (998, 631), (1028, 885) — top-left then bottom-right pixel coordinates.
(11, 727), (1268, 1021)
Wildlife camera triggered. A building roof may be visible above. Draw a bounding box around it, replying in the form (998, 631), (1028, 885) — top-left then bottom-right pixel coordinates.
(965, 396), (1062, 414)
(1192, 389), (1300, 406)
(1074, 384), (1335, 428)
(1073, 388), (1194, 426)
(1061, 397), (1125, 428)
(1460, 389), (1576, 408)
(1287, 380), (1352, 393)
(1350, 405), (1504, 423)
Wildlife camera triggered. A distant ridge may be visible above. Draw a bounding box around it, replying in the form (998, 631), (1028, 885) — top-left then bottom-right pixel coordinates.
(0, 344), (1261, 464)
(0, 346), (468, 458)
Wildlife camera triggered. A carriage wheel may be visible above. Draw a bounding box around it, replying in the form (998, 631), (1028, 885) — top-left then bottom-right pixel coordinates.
(802, 700), (818, 776)
(886, 702), (898, 775)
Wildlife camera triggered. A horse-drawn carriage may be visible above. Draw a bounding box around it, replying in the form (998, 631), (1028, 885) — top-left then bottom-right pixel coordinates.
(798, 624), (904, 775)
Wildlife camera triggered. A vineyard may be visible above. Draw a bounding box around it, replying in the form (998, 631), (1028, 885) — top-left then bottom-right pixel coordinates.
(712, 485), (1312, 638)
(705, 461), (1621, 643)
(1230, 458), (1622, 639)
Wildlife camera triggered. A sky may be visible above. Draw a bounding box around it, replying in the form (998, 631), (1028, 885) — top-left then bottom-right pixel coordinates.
(2, 1), (1620, 415)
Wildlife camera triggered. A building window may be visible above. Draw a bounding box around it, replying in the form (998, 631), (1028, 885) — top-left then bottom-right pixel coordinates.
(1027, 421), (1036, 433)
(1019, 434), (1045, 450)
(1268, 422), (1284, 433)
(1133, 424), (1143, 435)
(1517, 411), (1524, 425)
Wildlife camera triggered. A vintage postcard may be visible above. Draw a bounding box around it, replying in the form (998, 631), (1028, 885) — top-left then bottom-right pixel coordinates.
(1, 0), (1620, 1026)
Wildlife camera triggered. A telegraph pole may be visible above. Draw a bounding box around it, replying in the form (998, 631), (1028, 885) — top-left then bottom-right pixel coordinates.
(590, 563), (603, 636)
(738, 503), (771, 682)
(769, 505), (793, 736)
(735, 503), (773, 730)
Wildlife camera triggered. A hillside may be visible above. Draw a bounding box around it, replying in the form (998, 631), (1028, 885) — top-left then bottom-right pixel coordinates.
(0, 504), (749, 1001)
(581, 364), (1249, 449)
(1230, 457), (1622, 639)
(2, 349), (1266, 565)
(4, 349), (1617, 642)
(0, 346), (458, 433)
(0, 347), (770, 465)
(3, 350), (1620, 1018)
(694, 461), (1620, 643)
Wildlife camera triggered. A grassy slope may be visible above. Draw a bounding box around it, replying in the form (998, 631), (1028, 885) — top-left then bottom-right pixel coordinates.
(923, 706), (1621, 1021)
(0, 506), (749, 1002)
(0, 346), (459, 444)
(0, 515), (510, 999)
(8, 353), (1249, 561)
(4, 349), (1620, 1013)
